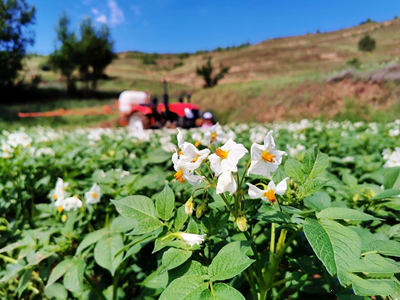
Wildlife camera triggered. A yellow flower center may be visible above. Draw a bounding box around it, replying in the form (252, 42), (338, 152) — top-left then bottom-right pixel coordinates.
(264, 190), (276, 203)
(4, 149), (8, 153)
(92, 192), (98, 198)
(57, 206), (63, 213)
(262, 151), (275, 163)
(179, 177), (186, 184)
(174, 169), (184, 180)
(215, 148), (229, 159)
(195, 141), (200, 147)
(179, 150), (183, 155)
(53, 194), (58, 200)
(210, 132), (217, 143)
(192, 157), (198, 163)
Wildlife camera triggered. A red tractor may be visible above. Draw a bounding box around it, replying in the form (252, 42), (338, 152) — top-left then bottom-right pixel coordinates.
(19, 81), (202, 130)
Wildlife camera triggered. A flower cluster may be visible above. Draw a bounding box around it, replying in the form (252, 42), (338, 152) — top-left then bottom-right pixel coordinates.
(172, 125), (288, 209)
(52, 179), (102, 212)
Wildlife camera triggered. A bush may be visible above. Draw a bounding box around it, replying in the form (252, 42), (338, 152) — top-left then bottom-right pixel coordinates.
(141, 53), (159, 65)
(38, 61), (51, 71)
(346, 58), (361, 69)
(173, 61), (184, 68)
(176, 52), (189, 59)
(358, 34), (376, 52)
(196, 56), (230, 88)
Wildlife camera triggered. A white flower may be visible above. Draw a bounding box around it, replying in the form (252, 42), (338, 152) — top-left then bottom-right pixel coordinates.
(178, 233), (206, 247)
(53, 177), (68, 205)
(35, 147), (55, 156)
(85, 183), (102, 204)
(172, 152), (202, 186)
(177, 128), (185, 149)
(1, 141), (13, 159)
(247, 131), (287, 179)
(61, 197), (83, 211)
(7, 132), (32, 148)
(342, 156), (355, 163)
(180, 142), (210, 171)
(209, 138), (248, 177)
(286, 144), (305, 157)
(216, 170), (237, 195)
(204, 122), (225, 144)
(247, 178), (289, 203)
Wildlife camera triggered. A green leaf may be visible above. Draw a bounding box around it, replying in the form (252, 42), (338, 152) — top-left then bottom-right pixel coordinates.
(346, 273), (394, 296)
(201, 208), (229, 235)
(370, 189), (400, 200)
(0, 264), (24, 282)
(342, 173), (358, 189)
(201, 283), (245, 300)
(156, 184), (175, 221)
(349, 254), (400, 276)
(94, 233), (124, 276)
(76, 228), (109, 255)
(44, 283), (68, 300)
(63, 257), (86, 292)
(298, 178), (329, 199)
(162, 248), (193, 271)
(255, 206), (293, 223)
(303, 218), (361, 286)
(284, 158), (305, 183)
(187, 217), (199, 234)
(112, 195), (158, 222)
(208, 243), (254, 281)
(158, 275), (208, 300)
(302, 145), (329, 181)
(390, 278), (400, 300)
(146, 149), (171, 164)
(46, 259), (74, 288)
(152, 260), (207, 289)
(110, 216), (137, 233)
(27, 248), (55, 266)
(127, 217), (163, 235)
(384, 167), (400, 189)
(364, 240), (400, 257)
(316, 207), (379, 221)
(304, 191), (331, 211)
(174, 206), (188, 230)
(17, 268), (32, 298)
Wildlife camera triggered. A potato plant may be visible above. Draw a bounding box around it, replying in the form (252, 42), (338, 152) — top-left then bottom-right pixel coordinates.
(1, 120), (400, 300)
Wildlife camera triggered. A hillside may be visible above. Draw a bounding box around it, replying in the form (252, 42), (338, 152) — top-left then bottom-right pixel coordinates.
(22, 18), (400, 124)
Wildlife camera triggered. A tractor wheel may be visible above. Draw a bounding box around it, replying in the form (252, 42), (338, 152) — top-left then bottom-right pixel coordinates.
(128, 112), (150, 130)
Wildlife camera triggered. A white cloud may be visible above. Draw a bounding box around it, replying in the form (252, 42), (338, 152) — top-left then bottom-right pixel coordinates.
(96, 15), (108, 23)
(92, 8), (98, 15)
(130, 5), (141, 16)
(108, 0), (124, 25)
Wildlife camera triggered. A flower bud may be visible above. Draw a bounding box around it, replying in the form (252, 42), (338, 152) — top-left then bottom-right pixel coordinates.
(289, 179), (297, 190)
(196, 201), (208, 218)
(236, 216), (248, 232)
(61, 214), (68, 223)
(185, 197), (194, 215)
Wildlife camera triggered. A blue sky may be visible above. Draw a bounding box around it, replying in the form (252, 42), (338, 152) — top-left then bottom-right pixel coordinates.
(29, 0), (400, 54)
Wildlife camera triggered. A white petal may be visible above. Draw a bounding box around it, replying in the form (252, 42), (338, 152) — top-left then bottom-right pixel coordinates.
(264, 131), (275, 150)
(177, 128), (185, 148)
(246, 183), (265, 199)
(267, 180), (276, 191)
(216, 171), (237, 195)
(275, 177), (289, 195)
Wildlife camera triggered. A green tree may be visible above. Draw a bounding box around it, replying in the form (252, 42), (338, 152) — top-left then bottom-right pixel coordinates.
(77, 17), (116, 90)
(48, 12), (78, 93)
(0, 0), (35, 88)
(358, 34), (376, 52)
(196, 57), (229, 88)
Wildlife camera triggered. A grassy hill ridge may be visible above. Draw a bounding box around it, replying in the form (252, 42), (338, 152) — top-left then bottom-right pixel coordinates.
(17, 18), (400, 126)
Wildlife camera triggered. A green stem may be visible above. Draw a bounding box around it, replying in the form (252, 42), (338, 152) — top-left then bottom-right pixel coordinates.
(265, 227), (302, 289)
(269, 223), (276, 264)
(238, 159), (251, 189)
(271, 276), (293, 287)
(243, 269), (259, 300)
(272, 283), (290, 300)
(0, 254), (18, 264)
(219, 193), (235, 216)
(84, 273), (107, 300)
